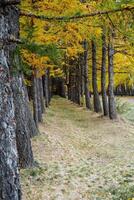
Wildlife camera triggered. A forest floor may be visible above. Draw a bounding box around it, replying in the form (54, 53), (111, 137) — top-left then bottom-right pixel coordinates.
(21, 96), (134, 200)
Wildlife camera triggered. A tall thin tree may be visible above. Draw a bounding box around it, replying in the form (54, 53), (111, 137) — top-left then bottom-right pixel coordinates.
(108, 29), (117, 119)
(101, 27), (109, 116)
(92, 40), (102, 113)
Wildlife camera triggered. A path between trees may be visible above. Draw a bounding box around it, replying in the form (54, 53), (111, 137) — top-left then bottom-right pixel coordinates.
(21, 96), (134, 200)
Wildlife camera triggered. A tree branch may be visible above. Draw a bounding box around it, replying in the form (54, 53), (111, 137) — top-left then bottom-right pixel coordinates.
(20, 6), (134, 21)
(0, 36), (22, 45)
(0, 0), (20, 6)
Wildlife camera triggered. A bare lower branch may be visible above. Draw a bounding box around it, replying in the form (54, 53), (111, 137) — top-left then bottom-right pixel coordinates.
(0, 0), (20, 6)
(0, 37), (22, 45)
(20, 6), (134, 21)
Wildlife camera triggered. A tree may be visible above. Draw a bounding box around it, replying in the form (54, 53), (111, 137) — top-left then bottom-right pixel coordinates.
(0, 1), (21, 199)
(108, 30), (117, 119)
(11, 74), (34, 168)
(92, 40), (102, 113)
(83, 40), (92, 110)
(101, 27), (109, 116)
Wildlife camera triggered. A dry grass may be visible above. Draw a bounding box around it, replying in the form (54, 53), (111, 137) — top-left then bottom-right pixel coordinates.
(21, 96), (134, 200)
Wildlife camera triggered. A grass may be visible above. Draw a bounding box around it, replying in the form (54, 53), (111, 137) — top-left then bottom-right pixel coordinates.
(116, 97), (134, 123)
(21, 96), (134, 200)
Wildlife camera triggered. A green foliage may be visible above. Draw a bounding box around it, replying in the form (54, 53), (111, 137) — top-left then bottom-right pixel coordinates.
(11, 45), (32, 76)
(21, 39), (63, 65)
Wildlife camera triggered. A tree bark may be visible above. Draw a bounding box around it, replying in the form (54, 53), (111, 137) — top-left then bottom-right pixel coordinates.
(39, 77), (45, 114)
(0, 3), (21, 200)
(92, 40), (102, 113)
(83, 40), (92, 110)
(101, 28), (109, 116)
(78, 55), (84, 105)
(32, 74), (39, 128)
(108, 40), (117, 119)
(47, 68), (51, 103)
(37, 78), (43, 122)
(24, 84), (39, 137)
(12, 74), (34, 168)
(75, 64), (81, 105)
(44, 69), (49, 107)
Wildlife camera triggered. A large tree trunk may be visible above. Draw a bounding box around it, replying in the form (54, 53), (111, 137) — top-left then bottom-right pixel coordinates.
(108, 40), (117, 119)
(92, 40), (102, 113)
(12, 74), (34, 168)
(0, 2), (21, 200)
(83, 40), (92, 110)
(101, 28), (109, 116)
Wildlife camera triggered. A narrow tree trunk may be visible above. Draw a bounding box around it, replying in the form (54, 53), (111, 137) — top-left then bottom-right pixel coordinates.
(39, 77), (45, 113)
(24, 85), (39, 137)
(12, 74), (34, 168)
(83, 40), (92, 109)
(32, 74), (39, 128)
(37, 78), (43, 122)
(47, 68), (51, 103)
(44, 69), (49, 107)
(68, 67), (73, 101)
(92, 40), (102, 113)
(108, 40), (117, 119)
(75, 64), (81, 105)
(61, 78), (66, 98)
(0, 3), (21, 199)
(101, 28), (109, 116)
(79, 55), (85, 105)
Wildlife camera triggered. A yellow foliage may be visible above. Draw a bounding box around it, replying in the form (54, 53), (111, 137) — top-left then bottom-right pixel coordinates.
(21, 49), (50, 76)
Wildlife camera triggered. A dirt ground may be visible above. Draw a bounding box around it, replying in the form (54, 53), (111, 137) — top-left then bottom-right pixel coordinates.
(21, 97), (134, 200)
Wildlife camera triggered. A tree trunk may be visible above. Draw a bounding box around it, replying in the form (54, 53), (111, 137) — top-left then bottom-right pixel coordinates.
(24, 85), (39, 137)
(83, 40), (92, 109)
(37, 78), (43, 122)
(92, 40), (102, 113)
(0, 3), (21, 200)
(75, 64), (81, 105)
(44, 69), (49, 107)
(12, 74), (34, 168)
(61, 78), (66, 98)
(32, 74), (39, 128)
(47, 68), (51, 103)
(79, 55), (85, 105)
(101, 28), (109, 116)
(39, 77), (45, 114)
(108, 40), (117, 119)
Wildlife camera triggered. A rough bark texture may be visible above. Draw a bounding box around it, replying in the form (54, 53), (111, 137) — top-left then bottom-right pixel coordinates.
(108, 42), (117, 119)
(0, 3), (21, 200)
(101, 28), (109, 116)
(83, 40), (92, 109)
(24, 84), (39, 137)
(12, 74), (34, 168)
(92, 40), (102, 113)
